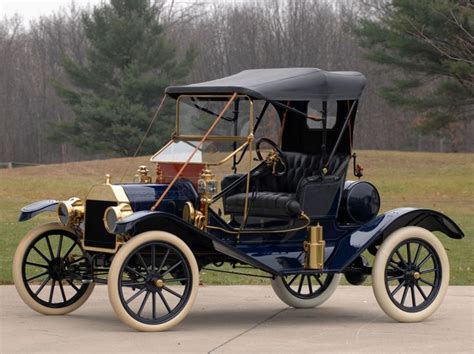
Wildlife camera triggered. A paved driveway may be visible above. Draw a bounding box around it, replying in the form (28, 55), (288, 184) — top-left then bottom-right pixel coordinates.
(1, 285), (472, 353)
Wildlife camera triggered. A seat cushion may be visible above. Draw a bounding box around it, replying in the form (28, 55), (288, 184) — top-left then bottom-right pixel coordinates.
(224, 192), (302, 218)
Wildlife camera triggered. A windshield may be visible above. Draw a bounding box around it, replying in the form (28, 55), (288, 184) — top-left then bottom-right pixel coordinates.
(152, 95), (253, 165)
(177, 96), (251, 139)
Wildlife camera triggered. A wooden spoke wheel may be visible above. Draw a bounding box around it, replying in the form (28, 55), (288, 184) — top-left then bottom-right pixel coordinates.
(108, 231), (199, 332)
(271, 272), (341, 308)
(12, 223), (94, 315)
(372, 226), (449, 322)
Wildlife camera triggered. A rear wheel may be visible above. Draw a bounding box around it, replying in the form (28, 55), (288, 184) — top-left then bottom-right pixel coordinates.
(372, 226), (449, 322)
(12, 223), (94, 315)
(108, 231), (199, 332)
(271, 273), (341, 308)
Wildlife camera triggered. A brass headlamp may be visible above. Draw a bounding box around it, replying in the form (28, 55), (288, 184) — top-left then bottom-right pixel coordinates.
(57, 197), (84, 226)
(103, 203), (133, 234)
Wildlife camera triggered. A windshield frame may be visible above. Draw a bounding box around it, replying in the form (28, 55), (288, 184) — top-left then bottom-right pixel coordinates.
(175, 94), (254, 142)
(151, 94), (255, 167)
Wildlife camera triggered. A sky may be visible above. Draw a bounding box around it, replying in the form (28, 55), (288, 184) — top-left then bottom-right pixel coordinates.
(0, 0), (244, 23)
(0, 0), (104, 22)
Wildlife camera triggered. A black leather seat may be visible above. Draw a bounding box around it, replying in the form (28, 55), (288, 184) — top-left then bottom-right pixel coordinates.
(222, 152), (349, 219)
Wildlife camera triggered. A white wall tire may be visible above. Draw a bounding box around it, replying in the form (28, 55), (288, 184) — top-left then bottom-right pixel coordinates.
(108, 231), (199, 332)
(372, 226), (449, 322)
(271, 273), (341, 308)
(12, 222), (95, 315)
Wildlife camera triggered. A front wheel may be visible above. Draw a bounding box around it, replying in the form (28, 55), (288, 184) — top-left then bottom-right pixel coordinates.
(271, 273), (341, 308)
(12, 223), (95, 315)
(108, 231), (199, 332)
(372, 226), (449, 322)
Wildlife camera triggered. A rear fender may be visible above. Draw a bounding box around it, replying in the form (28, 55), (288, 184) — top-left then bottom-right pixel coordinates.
(18, 200), (58, 222)
(115, 211), (279, 275)
(326, 207), (464, 271)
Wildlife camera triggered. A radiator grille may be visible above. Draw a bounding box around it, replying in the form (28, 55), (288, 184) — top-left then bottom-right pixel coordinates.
(84, 200), (117, 250)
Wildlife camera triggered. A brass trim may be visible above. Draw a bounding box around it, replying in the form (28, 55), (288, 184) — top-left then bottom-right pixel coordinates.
(194, 211), (206, 230)
(207, 141), (249, 166)
(154, 279), (165, 288)
(136, 165), (152, 183)
(153, 140), (249, 167)
(86, 184), (130, 203)
(198, 166), (216, 203)
(206, 212), (310, 235)
(155, 163), (164, 183)
(237, 133), (254, 241)
(81, 244), (119, 254)
(304, 223), (325, 269)
(307, 115), (323, 122)
(197, 166), (218, 231)
(174, 135), (249, 142)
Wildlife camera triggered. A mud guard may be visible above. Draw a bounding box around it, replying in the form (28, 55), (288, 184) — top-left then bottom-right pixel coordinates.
(325, 207), (464, 272)
(18, 200), (58, 222)
(115, 211), (280, 276)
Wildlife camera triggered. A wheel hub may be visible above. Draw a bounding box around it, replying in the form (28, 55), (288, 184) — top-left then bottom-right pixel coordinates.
(153, 279), (165, 288)
(145, 274), (166, 292)
(402, 264), (422, 285)
(49, 257), (66, 280)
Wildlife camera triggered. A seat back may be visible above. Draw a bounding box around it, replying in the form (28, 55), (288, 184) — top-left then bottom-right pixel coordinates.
(295, 154), (351, 219)
(220, 152), (349, 199)
(220, 152), (350, 219)
(258, 152), (346, 193)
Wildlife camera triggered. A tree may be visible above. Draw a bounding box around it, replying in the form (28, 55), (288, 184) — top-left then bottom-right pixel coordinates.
(354, 0), (473, 135)
(52, 0), (194, 156)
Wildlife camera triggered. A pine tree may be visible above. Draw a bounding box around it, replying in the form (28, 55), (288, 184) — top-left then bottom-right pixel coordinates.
(354, 0), (473, 135)
(52, 0), (194, 156)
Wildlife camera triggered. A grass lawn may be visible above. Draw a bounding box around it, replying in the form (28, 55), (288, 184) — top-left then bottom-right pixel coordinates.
(0, 150), (472, 285)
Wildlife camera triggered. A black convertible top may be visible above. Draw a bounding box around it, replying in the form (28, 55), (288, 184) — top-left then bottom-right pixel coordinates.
(166, 68), (366, 101)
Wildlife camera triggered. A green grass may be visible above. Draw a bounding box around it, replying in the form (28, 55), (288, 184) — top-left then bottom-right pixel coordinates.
(0, 151), (472, 285)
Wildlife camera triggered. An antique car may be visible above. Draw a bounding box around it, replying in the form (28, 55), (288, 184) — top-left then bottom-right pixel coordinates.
(13, 68), (464, 331)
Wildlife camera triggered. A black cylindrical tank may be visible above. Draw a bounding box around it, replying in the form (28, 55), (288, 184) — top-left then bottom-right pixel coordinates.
(338, 181), (380, 225)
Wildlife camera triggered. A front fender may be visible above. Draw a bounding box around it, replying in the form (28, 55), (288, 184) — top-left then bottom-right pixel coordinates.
(115, 211), (280, 275)
(326, 207), (464, 271)
(18, 200), (58, 222)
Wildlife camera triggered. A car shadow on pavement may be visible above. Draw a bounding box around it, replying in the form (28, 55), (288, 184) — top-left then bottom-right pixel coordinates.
(68, 305), (393, 332)
(186, 307), (392, 327)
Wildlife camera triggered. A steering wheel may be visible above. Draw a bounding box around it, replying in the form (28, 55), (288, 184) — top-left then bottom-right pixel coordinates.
(255, 138), (288, 177)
